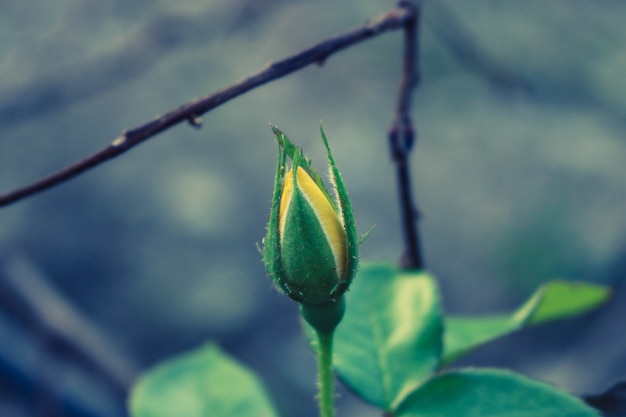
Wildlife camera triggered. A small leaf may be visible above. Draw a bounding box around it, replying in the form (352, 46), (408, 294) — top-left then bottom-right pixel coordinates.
(521, 281), (610, 326)
(396, 368), (600, 417)
(306, 263), (443, 410)
(443, 281), (610, 365)
(129, 344), (277, 417)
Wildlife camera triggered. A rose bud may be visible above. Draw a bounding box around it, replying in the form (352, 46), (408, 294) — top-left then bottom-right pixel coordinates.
(263, 126), (359, 316)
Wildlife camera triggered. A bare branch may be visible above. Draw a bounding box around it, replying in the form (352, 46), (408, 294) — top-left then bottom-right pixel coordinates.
(388, 0), (424, 270)
(0, 5), (413, 208)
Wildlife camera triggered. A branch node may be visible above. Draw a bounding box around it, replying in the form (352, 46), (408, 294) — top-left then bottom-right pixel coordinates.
(398, 0), (419, 17)
(315, 56), (328, 67)
(388, 118), (415, 161)
(187, 115), (203, 129)
(388, 0), (423, 270)
(111, 134), (127, 147)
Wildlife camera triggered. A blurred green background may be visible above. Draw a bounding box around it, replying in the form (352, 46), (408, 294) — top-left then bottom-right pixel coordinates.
(0, 0), (625, 416)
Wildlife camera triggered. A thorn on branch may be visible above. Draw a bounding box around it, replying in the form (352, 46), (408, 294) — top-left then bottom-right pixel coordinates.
(111, 134), (127, 147)
(315, 56), (328, 67)
(187, 115), (203, 129)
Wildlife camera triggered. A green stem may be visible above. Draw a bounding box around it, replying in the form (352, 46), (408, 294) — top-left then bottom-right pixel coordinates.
(316, 329), (335, 417)
(300, 300), (344, 417)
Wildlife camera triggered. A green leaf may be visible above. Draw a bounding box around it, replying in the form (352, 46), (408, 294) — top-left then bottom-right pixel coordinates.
(396, 368), (600, 417)
(306, 263), (443, 410)
(520, 280), (610, 325)
(129, 344), (277, 417)
(443, 281), (610, 365)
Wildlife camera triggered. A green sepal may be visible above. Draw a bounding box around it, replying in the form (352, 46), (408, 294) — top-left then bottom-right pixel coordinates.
(271, 125), (301, 165)
(271, 125), (336, 210)
(321, 125), (359, 295)
(262, 143), (289, 295)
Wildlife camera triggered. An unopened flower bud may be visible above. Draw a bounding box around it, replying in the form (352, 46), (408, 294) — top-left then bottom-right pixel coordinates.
(263, 126), (359, 308)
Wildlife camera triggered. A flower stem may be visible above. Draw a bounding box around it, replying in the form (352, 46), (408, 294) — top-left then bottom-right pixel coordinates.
(316, 329), (335, 417)
(300, 301), (344, 417)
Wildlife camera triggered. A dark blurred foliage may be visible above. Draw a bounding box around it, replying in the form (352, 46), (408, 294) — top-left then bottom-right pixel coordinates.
(586, 381), (626, 417)
(0, 0), (625, 416)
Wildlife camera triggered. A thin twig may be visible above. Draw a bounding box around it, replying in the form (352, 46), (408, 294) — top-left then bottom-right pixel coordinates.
(0, 256), (138, 400)
(388, 0), (424, 269)
(0, 5), (413, 208)
(0, 349), (112, 417)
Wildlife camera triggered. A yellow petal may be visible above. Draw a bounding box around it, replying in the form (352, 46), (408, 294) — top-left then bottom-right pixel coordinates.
(279, 166), (347, 279)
